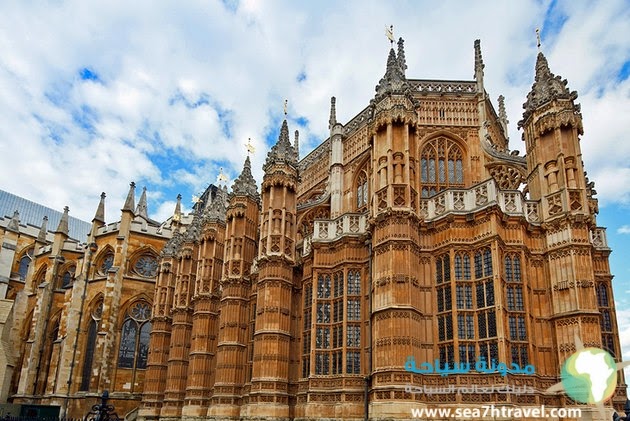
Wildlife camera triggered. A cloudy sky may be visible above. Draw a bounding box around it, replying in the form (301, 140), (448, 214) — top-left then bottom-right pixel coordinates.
(1, 0), (629, 380)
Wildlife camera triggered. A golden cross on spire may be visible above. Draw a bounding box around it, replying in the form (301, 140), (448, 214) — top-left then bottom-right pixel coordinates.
(385, 25), (394, 45)
(536, 28), (541, 51)
(217, 167), (228, 184)
(245, 137), (255, 155)
(283, 99), (288, 117)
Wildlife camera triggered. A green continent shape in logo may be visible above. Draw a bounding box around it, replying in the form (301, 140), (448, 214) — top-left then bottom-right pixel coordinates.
(560, 347), (617, 404)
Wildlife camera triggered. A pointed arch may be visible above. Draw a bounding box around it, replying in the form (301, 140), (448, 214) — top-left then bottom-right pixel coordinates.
(126, 246), (160, 278)
(80, 295), (104, 391)
(13, 244), (35, 281)
(116, 296), (153, 371)
(94, 245), (115, 277)
(418, 132), (468, 197)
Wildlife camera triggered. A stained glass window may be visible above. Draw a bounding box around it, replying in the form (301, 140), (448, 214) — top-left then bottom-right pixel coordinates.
(80, 319), (98, 391)
(134, 255), (158, 277)
(18, 248), (33, 281)
(117, 302), (152, 369)
(99, 253), (114, 275)
(61, 265), (76, 288)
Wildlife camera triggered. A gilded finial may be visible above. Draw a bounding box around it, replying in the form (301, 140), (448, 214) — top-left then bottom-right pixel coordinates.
(284, 99), (288, 117)
(217, 167), (228, 184)
(536, 28), (541, 51)
(385, 25), (394, 45)
(245, 138), (256, 155)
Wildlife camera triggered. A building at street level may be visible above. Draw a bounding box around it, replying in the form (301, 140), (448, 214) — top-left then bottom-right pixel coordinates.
(0, 38), (626, 420)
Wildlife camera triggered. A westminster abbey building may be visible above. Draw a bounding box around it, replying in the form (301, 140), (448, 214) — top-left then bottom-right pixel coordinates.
(0, 38), (626, 420)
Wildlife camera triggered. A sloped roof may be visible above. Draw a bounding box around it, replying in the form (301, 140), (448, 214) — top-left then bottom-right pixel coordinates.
(0, 189), (91, 241)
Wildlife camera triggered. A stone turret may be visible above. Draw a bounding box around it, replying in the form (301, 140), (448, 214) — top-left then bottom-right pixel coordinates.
(210, 156), (260, 419)
(247, 119), (298, 419)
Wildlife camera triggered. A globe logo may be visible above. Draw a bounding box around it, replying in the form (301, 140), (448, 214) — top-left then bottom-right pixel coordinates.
(560, 347), (617, 404)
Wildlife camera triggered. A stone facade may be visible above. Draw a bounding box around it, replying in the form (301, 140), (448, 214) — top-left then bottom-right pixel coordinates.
(0, 38), (626, 420)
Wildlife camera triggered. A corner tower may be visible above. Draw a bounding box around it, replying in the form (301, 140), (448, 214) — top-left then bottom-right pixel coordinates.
(518, 51), (623, 401)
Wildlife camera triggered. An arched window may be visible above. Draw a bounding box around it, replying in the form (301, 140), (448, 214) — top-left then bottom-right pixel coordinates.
(98, 252), (114, 275)
(80, 300), (103, 391)
(60, 265), (76, 288)
(596, 284), (609, 307)
(454, 253), (470, 280)
(17, 248), (34, 281)
(118, 301), (151, 369)
(504, 255), (521, 282)
(420, 137), (464, 197)
(356, 171), (368, 210)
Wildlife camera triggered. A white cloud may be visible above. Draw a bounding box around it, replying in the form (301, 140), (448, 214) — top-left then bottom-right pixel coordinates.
(618, 225), (630, 235)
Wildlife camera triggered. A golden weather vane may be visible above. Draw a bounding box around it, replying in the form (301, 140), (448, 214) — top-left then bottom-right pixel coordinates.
(385, 25), (394, 45)
(536, 28), (541, 51)
(245, 137), (255, 155)
(217, 167), (228, 184)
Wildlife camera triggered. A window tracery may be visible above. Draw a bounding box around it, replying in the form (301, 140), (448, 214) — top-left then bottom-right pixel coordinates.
(98, 252), (114, 275)
(118, 301), (151, 369)
(356, 171), (368, 210)
(420, 137), (464, 197)
(17, 248), (34, 281)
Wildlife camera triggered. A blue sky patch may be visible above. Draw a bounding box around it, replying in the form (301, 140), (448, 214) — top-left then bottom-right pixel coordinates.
(540, 0), (568, 44)
(72, 105), (98, 135)
(221, 0), (239, 13)
(617, 60), (630, 82)
(79, 67), (101, 82)
(296, 71), (307, 83)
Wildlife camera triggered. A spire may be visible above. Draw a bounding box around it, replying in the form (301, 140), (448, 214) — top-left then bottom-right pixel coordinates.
(518, 52), (579, 128)
(263, 119), (297, 171)
(37, 216), (48, 242)
(173, 194), (182, 223)
(294, 130), (299, 161)
(498, 95), (509, 137)
(328, 96), (337, 129)
(135, 187), (148, 218)
(6, 210), (20, 233)
(231, 155), (259, 201)
(474, 39), (484, 88)
(122, 182), (136, 212)
(55, 206), (69, 235)
(93, 192), (106, 224)
(373, 44), (411, 103)
(397, 37), (407, 77)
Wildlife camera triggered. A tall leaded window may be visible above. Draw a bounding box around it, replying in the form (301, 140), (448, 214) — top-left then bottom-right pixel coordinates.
(356, 171), (368, 210)
(597, 283), (609, 307)
(346, 270), (361, 374)
(60, 265), (76, 288)
(504, 252), (529, 367)
(302, 283), (312, 378)
(17, 248), (34, 281)
(80, 299), (103, 391)
(315, 274), (332, 375)
(596, 281), (615, 356)
(420, 137), (464, 197)
(455, 253), (471, 280)
(118, 301), (151, 369)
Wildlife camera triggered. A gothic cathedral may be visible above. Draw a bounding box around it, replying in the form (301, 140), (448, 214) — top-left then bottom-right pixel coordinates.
(0, 38), (625, 420)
